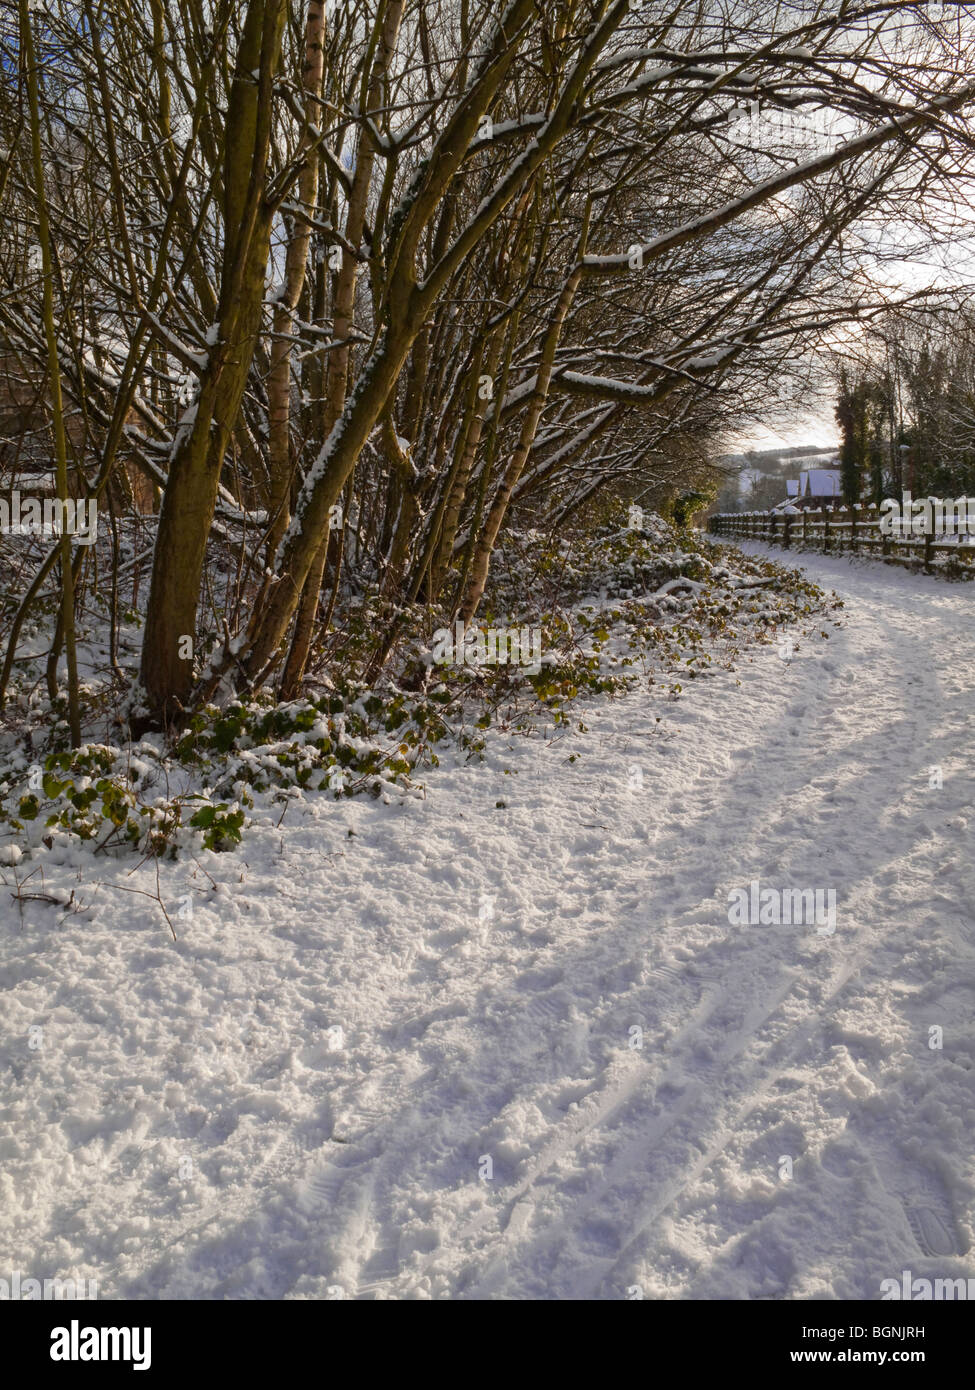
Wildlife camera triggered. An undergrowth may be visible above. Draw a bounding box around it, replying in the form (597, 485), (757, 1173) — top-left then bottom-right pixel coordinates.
(0, 507), (839, 860)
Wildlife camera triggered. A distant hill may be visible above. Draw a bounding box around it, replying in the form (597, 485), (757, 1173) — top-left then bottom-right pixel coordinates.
(717, 444), (838, 474)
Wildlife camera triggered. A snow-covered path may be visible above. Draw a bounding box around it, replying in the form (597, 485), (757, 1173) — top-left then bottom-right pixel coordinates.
(3, 547), (974, 1299)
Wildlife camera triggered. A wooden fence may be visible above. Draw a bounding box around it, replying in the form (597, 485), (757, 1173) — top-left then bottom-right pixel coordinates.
(708, 506), (975, 575)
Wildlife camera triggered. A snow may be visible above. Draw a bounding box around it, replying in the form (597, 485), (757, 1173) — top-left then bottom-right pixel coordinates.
(469, 114), (546, 149)
(594, 53), (675, 78)
(559, 371), (663, 401)
(2, 547), (974, 1298)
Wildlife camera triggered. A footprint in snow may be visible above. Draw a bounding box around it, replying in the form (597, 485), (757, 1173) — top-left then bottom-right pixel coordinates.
(904, 1203), (966, 1258)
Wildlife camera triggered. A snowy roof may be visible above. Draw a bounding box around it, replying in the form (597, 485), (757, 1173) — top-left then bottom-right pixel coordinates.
(786, 480), (799, 496)
(800, 468), (841, 496)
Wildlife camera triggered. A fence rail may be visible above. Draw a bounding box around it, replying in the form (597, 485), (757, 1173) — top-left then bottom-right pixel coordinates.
(708, 506), (975, 575)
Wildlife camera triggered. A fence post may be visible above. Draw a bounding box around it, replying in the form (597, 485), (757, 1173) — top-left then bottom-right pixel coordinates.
(823, 507), (831, 552)
(783, 514), (792, 549)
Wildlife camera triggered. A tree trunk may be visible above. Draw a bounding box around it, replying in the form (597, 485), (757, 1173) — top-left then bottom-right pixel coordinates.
(266, 1), (325, 559)
(460, 217), (588, 625)
(140, 0), (287, 724)
(278, 0), (406, 697)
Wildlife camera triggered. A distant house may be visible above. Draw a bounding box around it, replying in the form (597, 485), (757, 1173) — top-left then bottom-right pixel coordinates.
(785, 465), (842, 508)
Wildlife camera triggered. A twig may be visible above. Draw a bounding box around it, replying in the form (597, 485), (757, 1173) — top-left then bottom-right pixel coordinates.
(95, 878), (177, 941)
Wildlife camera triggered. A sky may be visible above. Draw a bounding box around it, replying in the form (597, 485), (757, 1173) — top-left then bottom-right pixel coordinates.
(719, 34), (975, 459)
(731, 413), (838, 455)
